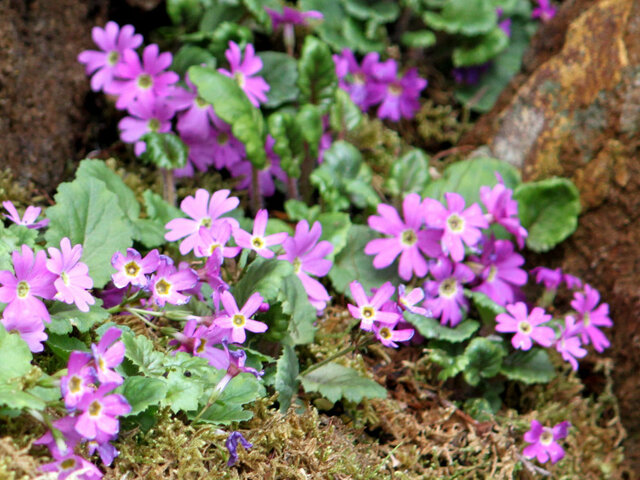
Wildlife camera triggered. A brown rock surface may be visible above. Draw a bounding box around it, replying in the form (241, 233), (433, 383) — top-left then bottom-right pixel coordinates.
(463, 0), (640, 472)
(0, 0), (106, 190)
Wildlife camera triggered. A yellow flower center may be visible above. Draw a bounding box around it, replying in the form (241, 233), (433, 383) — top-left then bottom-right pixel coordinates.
(148, 118), (161, 132)
(518, 321), (532, 334)
(438, 278), (457, 298)
(61, 458), (76, 470)
(401, 229), (417, 246)
(232, 314), (246, 327)
(487, 265), (498, 283)
(137, 73), (153, 89)
(125, 261), (140, 277)
(60, 271), (70, 286)
(361, 306), (375, 319)
(251, 237), (265, 249)
(89, 400), (102, 417)
(200, 217), (212, 228)
(379, 327), (392, 339)
(540, 430), (554, 446)
(107, 51), (120, 66)
(155, 279), (171, 296)
(447, 214), (465, 233)
(16, 281), (30, 299)
(293, 258), (302, 274)
(69, 376), (82, 393)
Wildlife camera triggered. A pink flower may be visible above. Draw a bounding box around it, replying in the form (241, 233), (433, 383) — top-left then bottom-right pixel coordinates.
(570, 284), (612, 353)
(111, 248), (160, 289)
(266, 6), (323, 30)
(78, 21), (143, 92)
(348, 281), (399, 332)
(0, 245), (56, 323)
(334, 49), (390, 110)
(119, 96), (175, 156)
(60, 351), (95, 409)
(233, 209), (288, 259)
(228, 136), (288, 198)
(108, 44), (179, 110)
(495, 302), (555, 350)
(373, 321), (414, 348)
(376, 66), (427, 121)
(218, 42), (270, 107)
(3, 200), (49, 229)
(91, 327), (125, 386)
(397, 285), (429, 316)
(193, 221), (240, 260)
(165, 189), (240, 255)
(278, 220), (333, 312)
(47, 238), (95, 312)
(149, 261), (198, 307)
(523, 420), (570, 464)
(480, 179), (528, 248)
(40, 452), (104, 480)
(555, 316), (587, 371)
(365, 193), (442, 281)
(532, 0), (557, 22)
(531, 266), (563, 289)
(425, 258), (475, 327)
(214, 291), (268, 344)
(1, 310), (47, 353)
(75, 384), (131, 440)
(423, 193), (488, 262)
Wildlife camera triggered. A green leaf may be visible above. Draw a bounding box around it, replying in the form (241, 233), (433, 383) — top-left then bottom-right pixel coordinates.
(405, 312), (480, 343)
(466, 290), (506, 325)
(453, 27), (509, 67)
(385, 149), (430, 197)
(343, 0), (400, 23)
(342, 17), (385, 53)
(423, 0), (497, 35)
(171, 45), (216, 76)
(329, 225), (401, 296)
(279, 274), (317, 345)
(122, 333), (166, 377)
(317, 212), (351, 260)
(500, 349), (555, 384)
(401, 30), (437, 48)
(167, 0), (203, 28)
(47, 300), (110, 335)
(284, 200), (320, 223)
(300, 362), (386, 404)
(162, 370), (204, 412)
(232, 257), (293, 305)
(455, 18), (533, 112)
(297, 104), (324, 159)
(121, 376), (169, 415)
(258, 52), (299, 108)
(45, 176), (133, 289)
(297, 36), (338, 109)
(199, 4), (243, 32)
(423, 157), (521, 206)
(143, 189), (183, 226)
(189, 66), (266, 168)
(429, 343), (469, 381)
(329, 88), (362, 133)
(514, 178), (581, 252)
(130, 218), (167, 248)
(463, 337), (506, 386)
(275, 344), (299, 412)
(268, 112), (304, 178)
(46, 334), (90, 362)
(195, 373), (262, 424)
(142, 132), (188, 170)
(299, 0), (353, 51)
(0, 324), (32, 382)
(0, 385), (45, 411)
(0, 225), (38, 271)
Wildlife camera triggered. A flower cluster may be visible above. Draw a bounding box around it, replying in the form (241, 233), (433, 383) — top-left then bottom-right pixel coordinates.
(36, 328), (131, 479)
(523, 419), (570, 464)
(0, 238), (94, 353)
(78, 22), (285, 195)
(333, 49), (427, 121)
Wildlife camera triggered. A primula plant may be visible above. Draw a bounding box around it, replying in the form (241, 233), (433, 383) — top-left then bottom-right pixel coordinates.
(0, 0), (621, 478)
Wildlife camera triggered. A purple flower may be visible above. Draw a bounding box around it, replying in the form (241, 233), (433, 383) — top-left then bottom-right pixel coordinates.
(348, 281), (399, 331)
(495, 302), (555, 350)
(425, 258), (475, 327)
(555, 315), (587, 371)
(78, 21), (143, 92)
(397, 285), (429, 316)
(193, 221), (240, 260)
(218, 42), (269, 107)
(334, 50), (390, 110)
(479, 179), (528, 248)
(111, 248), (160, 289)
(228, 136), (288, 198)
(424, 193), (489, 262)
(373, 321), (414, 348)
(108, 44), (179, 110)
(119, 96), (175, 156)
(570, 284), (612, 352)
(91, 327), (125, 386)
(531, 266), (563, 289)
(149, 261), (198, 307)
(170, 319), (228, 367)
(532, 0), (557, 22)
(214, 291), (268, 344)
(34, 416), (84, 459)
(60, 351), (95, 409)
(523, 420), (570, 464)
(452, 63), (491, 86)
(225, 431), (252, 467)
(40, 452), (104, 480)
(74, 384), (131, 440)
(46, 238), (95, 312)
(267, 6), (323, 30)
(1, 310), (47, 353)
(376, 66), (427, 121)
(3, 201), (49, 229)
(563, 273), (583, 290)
(209, 114), (247, 170)
(165, 189), (240, 255)
(471, 238), (527, 306)
(233, 209), (288, 259)
(278, 220), (333, 312)
(365, 193), (441, 281)
(0, 245), (56, 323)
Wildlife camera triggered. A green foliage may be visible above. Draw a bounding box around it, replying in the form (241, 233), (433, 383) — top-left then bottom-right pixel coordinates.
(514, 177), (581, 252)
(423, 157), (521, 206)
(317, 212), (351, 260)
(275, 344), (299, 412)
(423, 0), (497, 35)
(429, 342), (469, 381)
(329, 88), (363, 134)
(401, 30), (437, 48)
(0, 324), (32, 382)
(297, 104), (324, 159)
(143, 190), (183, 226)
(259, 52), (299, 108)
(45, 172), (134, 289)
(300, 362), (386, 404)
(385, 149), (431, 197)
(297, 36), (338, 109)
(329, 225), (401, 297)
(142, 133), (189, 170)
(310, 141), (378, 211)
(500, 349), (555, 384)
(47, 300), (110, 335)
(463, 337), (506, 386)
(193, 373), (264, 424)
(232, 257), (293, 305)
(122, 376), (169, 415)
(171, 45), (216, 76)
(452, 27), (508, 67)
(269, 112), (304, 178)
(466, 290), (506, 325)
(0, 224), (38, 271)
(405, 312), (479, 343)
(46, 334), (89, 362)
(189, 65), (267, 168)
(278, 274), (317, 346)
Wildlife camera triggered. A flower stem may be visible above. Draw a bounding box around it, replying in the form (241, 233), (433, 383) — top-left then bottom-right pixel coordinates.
(162, 168), (176, 206)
